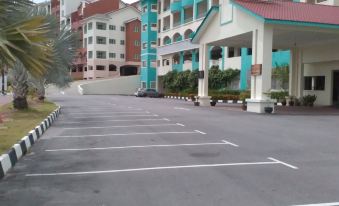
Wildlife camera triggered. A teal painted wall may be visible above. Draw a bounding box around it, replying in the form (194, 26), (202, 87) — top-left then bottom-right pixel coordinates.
(141, 0), (158, 89)
(240, 48), (291, 90)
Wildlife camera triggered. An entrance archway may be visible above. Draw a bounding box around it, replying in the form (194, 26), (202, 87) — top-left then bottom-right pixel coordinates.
(120, 65), (138, 76)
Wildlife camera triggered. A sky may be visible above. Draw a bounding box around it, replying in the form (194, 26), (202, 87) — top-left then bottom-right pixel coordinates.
(33, 0), (139, 3)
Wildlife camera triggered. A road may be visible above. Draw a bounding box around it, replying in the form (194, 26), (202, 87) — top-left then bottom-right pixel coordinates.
(1, 85), (339, 206)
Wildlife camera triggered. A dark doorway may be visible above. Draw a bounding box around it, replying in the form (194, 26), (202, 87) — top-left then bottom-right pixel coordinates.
(333, 71), (339, 105)
(120, 65), (138, 76)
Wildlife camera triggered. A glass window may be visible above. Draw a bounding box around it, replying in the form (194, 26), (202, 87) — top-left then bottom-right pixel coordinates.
(109, 53), (116, 58)
(109, 25), (116, 30)
(88, 22), (92, 30)
(96, 51), (106, 59)
(88, 36), (93, 44)
(120, 26), (125, 32)
(304, 77), (313, 90)
(96, 22), (107, 30)
(314, 76), (325, 91)
(109, 64), (117, 71)
(84, 25), (87, 34)
(96, 65), (105, 70)
(134, 40), (140, 46)
(109, 39), (116, 44)
(120, 40), (125, 45)
(96, 36), (106, 44)
(88, 51), (93, 59)
(120, 53), (125, 59)
(134, 26), (139, 32)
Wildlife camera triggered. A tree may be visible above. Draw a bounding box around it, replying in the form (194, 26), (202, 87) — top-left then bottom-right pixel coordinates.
(0, 0), (54, 76)
(272, 63), (289, 89)
(28, 27), (78, 100)
(8, 61), (29, 109)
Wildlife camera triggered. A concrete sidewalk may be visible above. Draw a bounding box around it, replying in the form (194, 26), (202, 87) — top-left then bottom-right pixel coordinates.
(0, 94), (12, 107)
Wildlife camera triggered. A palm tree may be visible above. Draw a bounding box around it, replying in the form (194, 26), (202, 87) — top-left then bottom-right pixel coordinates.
(0, 0), (53, 76)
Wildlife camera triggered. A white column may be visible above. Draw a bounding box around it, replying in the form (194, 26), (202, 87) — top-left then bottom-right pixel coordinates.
(247, 26), (275, 113)
(289, 48), (304, 98)
(198, 44), (210, 106)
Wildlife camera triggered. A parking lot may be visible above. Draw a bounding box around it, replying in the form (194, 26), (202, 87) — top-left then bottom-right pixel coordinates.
(1, 90), (339, 206)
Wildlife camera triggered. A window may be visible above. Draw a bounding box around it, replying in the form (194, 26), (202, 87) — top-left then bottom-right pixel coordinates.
(304, 76), (326, 91)
(142, 61), (147, 67)
(120, 26), (125, 32)
(88, 36), (93, 44)
(315, 76), (325, 90)
(88, 51), (93, 59)
(142, 24), (147, 32)
(96, 22), (107, 30)
(151, 23), (157, 31)
(304, 77), (312, 90)
(150, 81), (156, 89)
(96, 65), (105, 70)
(88, 65), (93, 70)
(134, 54), (139, 60)
(88, 22), (92, 30)
(109, 25), (116, 30)
(228, 47), (235, 58)
(151, 4), (157, 12)
(134, 40), (140, 46)
(134, 26), (139, 32)
(247, 48), (252, 55)
(151, 41), (156, 48)
(142, 6), (147, 13)
(141, 81), (146, 89)
(120, 53), (125, 59)
(109, 64), (117, 71)
(143, 43), (147, 49)
(109, 53), (116, 58)
(109, 39), (116, 44)
(120, 40), (125, 45)
(96, 36), (106, 44)
(84, 25), (87, 34)
(96, 51), (106, 59)
(84, 38), (87, 48)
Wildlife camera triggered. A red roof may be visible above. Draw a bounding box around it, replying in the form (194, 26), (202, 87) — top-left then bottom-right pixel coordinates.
(233, 0), (339, 26)
(83, 0), (119, 18)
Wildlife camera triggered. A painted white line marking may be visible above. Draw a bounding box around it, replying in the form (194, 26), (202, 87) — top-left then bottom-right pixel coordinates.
(222, 140), (239, 147)
(60, 118), (169, 124)
(163, 118), (170, 121)
(69, 114), (158, 119)
(66, 109), (143, 114)
(194, 130), (206, 135)
(268, 157), (299, 170)
(291, 202), (339, 206)
(176, 123), (185, 127)
(25, 160), (281, 177)
(63, 124), (180, 130)
(174, 107), (191, 111)
(52, 131), (200, 138)
(45, 142), (230, 152)
(67, 112), (150, 116)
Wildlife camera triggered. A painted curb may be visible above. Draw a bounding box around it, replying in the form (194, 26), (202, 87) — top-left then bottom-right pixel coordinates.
(0, 106), (61, 179)
(164, 96), (243, 104)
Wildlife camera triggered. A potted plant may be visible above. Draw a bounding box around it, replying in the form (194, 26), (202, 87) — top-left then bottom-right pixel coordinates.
(302, 94), (317, 107)
(288, 96), (295, 106)
(210, 96), (218, 106)
(264, 107), (273, 114)
(281, 99), (287, 106)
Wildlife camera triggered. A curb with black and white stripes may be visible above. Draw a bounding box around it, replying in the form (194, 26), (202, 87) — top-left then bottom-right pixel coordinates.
(164, 96), (244, 104)
(0, 106), (61, 179)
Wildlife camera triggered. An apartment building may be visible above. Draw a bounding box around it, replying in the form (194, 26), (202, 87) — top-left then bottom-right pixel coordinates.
(37, 1), (52, 14)
(55, 0), (141, 80)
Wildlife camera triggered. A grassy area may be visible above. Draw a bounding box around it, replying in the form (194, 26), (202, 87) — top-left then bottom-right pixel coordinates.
(0, 100), (57, 154)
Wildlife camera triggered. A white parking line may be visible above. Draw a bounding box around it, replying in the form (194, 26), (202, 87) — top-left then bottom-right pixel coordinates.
(63, 123), (180, 130)
(222, 140), (239, 147)
(66, 109), (143, 114)
(174, 107), (191, 111)
(60, 118), (170, 124)
(176, 123), (185, 127)
(45, 141), (232, 152)
(268, 157), (298, 170)
(51, 131), (201, 138)
(291, 203), (339, 206)
(67, 112), (150, 116)
(25, 158), (294, 177)
(194, 130), (206, 135)
(69, 114), (158, 119)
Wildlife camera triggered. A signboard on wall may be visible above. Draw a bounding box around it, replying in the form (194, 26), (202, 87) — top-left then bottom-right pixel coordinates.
(251, 64), (262, 76)
(198, 71), (204, 79)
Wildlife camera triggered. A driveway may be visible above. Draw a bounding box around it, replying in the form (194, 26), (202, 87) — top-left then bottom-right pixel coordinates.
(1, 86), (339, 206)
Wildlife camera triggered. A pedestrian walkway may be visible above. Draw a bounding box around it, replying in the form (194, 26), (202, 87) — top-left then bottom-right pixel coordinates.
(0, 94), (12, 107)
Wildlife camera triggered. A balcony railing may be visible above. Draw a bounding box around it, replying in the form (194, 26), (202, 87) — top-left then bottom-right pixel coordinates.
(173, 21), (181, 28)
(184, 17), (193, 24)
(196, 11), (207, 19)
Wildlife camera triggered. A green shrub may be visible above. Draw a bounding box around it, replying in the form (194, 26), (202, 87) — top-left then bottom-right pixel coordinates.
(302, 94), (317, 106)
(239, 91), (250, 101)
(268, 91), (288, 102)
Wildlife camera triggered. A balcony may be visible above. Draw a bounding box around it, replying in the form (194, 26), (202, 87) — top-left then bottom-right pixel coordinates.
(182, 0), (194, 8)
(184, 17), (193, 24)
(170, 0), (181, 13)
(158, 39), (199, 56)
(173, 21), (181, 28)
(196, 11), (207, 19)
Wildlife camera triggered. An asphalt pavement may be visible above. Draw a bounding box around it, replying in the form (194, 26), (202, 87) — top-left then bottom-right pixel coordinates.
(1, 85), (339, 206)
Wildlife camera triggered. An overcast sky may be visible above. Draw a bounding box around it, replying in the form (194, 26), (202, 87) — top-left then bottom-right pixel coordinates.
(33, 0), (139, 3)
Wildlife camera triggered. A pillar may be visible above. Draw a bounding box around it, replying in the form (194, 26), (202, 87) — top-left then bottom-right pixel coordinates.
(198, 44), (210, 106)
(247, 26), (275, 113)
(289, 48), (304, 98)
